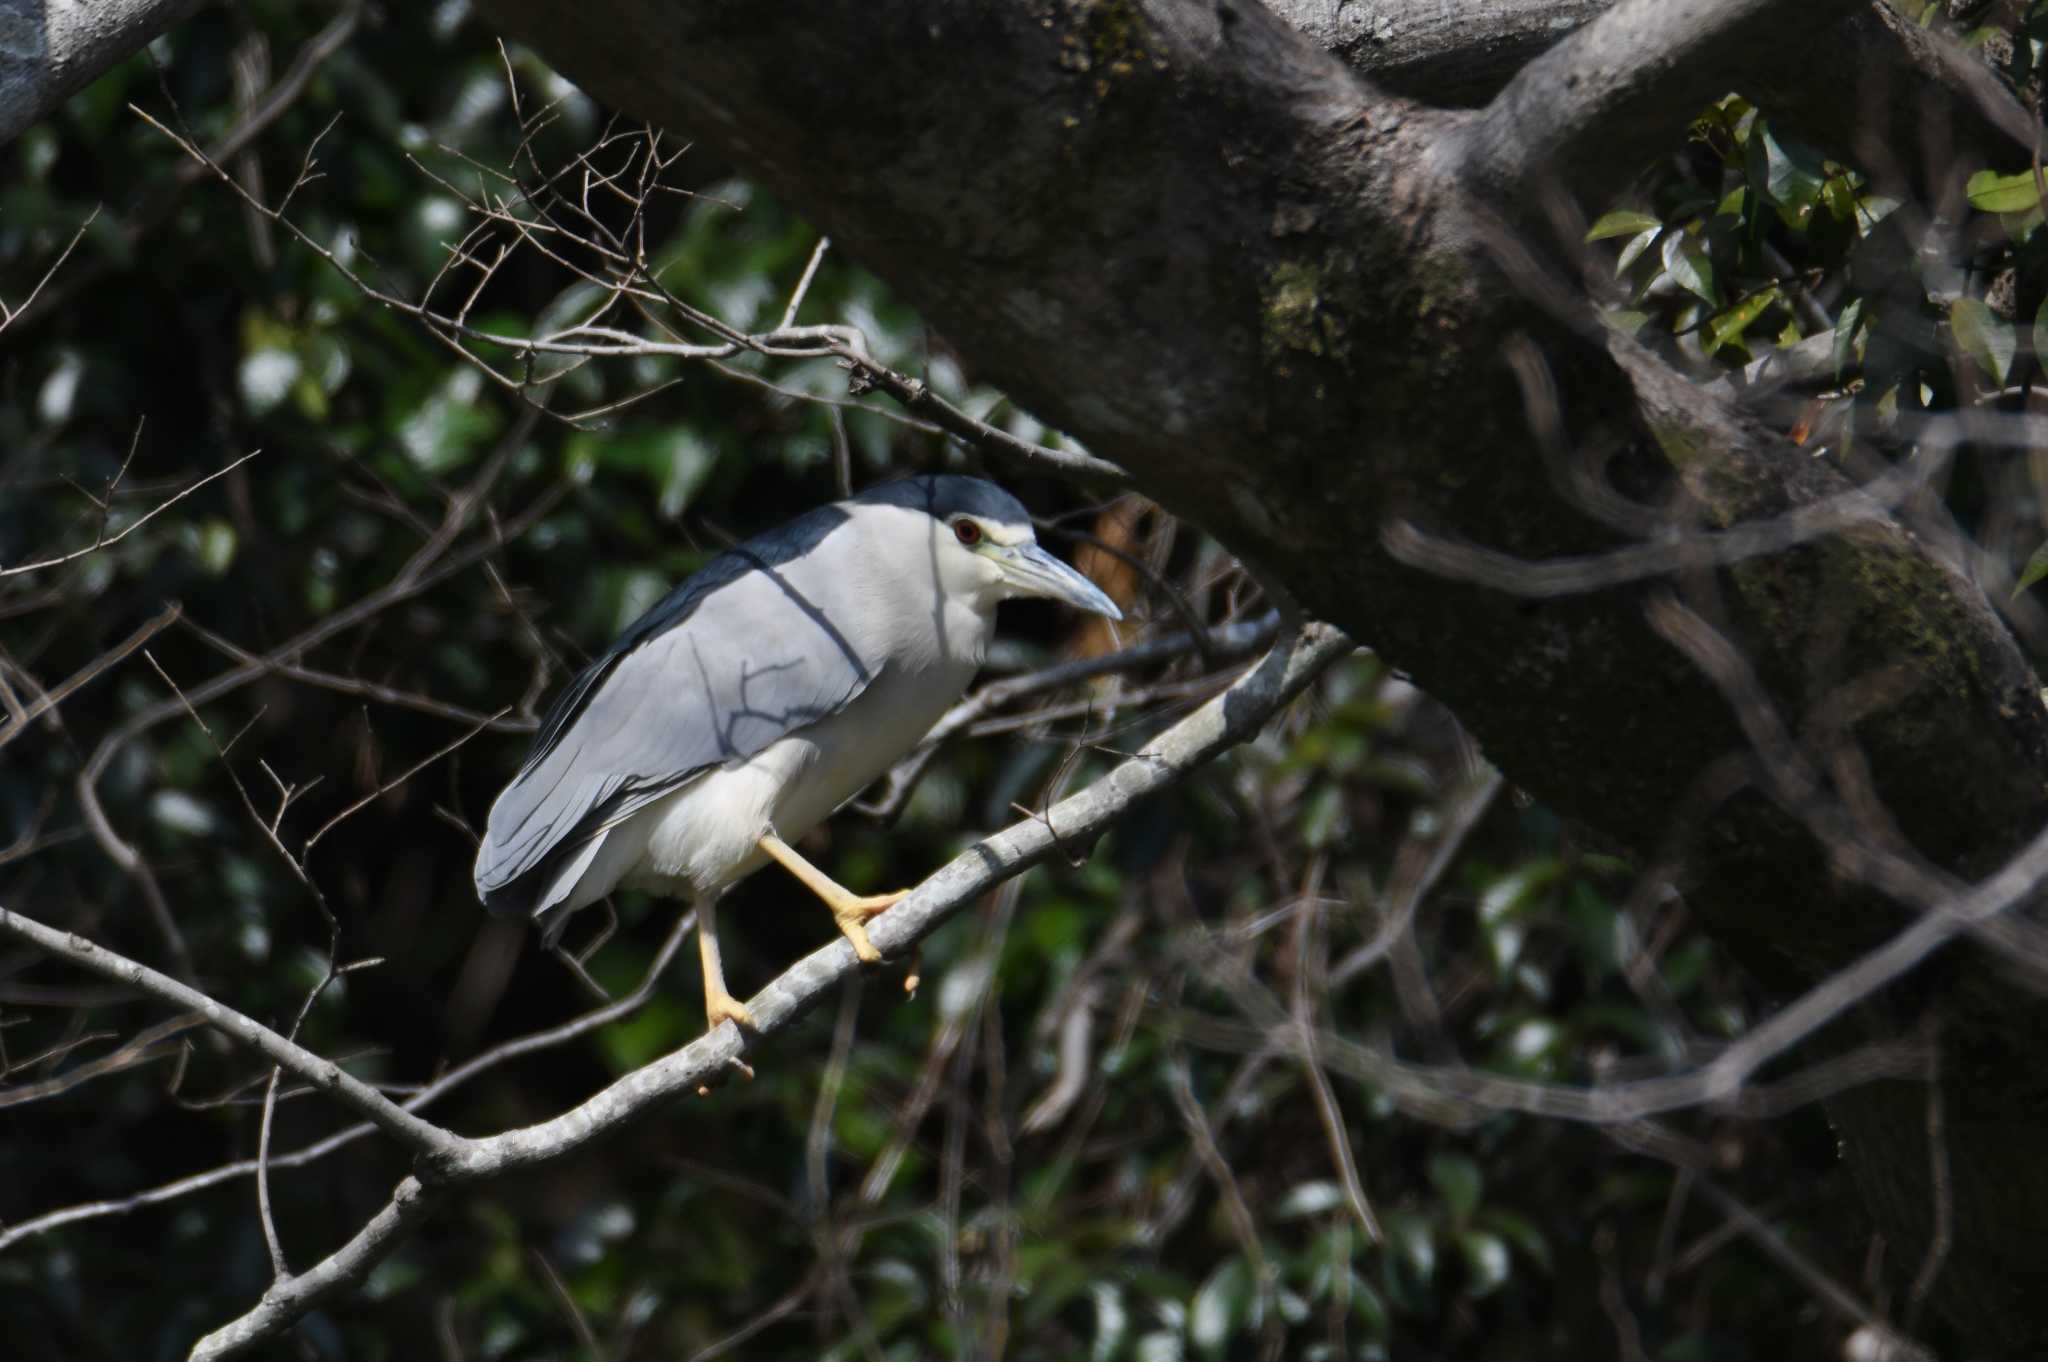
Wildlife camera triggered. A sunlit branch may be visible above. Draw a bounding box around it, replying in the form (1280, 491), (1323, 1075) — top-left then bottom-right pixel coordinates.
(185, 622), (1352, 1359)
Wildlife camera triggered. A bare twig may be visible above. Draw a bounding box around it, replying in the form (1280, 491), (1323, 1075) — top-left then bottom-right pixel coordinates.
(0, 1012), (204, 1108)
(0, 911), (697, 1255)
(0, 602), (181, 750)
(0, 907), (462, 1159)
(0, 206), (99, 333)
(1, 451), (261, 578)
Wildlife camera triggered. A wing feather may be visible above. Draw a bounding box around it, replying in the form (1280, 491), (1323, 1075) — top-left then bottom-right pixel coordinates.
(474, 503), (886, 918)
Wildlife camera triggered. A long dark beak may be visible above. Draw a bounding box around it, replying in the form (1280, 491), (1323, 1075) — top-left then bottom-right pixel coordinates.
(996, 543), (1122, 619)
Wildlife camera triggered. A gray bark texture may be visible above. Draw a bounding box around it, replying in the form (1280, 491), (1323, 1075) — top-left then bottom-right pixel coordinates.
(462, 1), (2048, 1353)
(0, 0), (205, 145)
(11, 0), (2048, 1349)
(1263, 0), (1613, 103)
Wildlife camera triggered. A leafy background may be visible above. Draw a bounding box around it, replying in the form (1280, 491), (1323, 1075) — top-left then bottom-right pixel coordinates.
(6, 2), (2039, 1358)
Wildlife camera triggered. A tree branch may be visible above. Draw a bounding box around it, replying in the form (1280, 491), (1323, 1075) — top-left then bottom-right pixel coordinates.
(1457, 0), (1869, 207)
(458, 4), (2048, 1344)
(183, 621), (1351, 1358)
(0, 906), (465, 1160)
(0, 911), (699, 1254)
(1262, 0), (1611, 104)
(186, 1175), (445, 1362)
(422, 621), (1351, 1183)
(0, 0), (208, 145)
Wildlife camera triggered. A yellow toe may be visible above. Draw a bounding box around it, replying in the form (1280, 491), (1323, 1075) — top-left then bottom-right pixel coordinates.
(706, 993), (755, 1030)
(845, 889), (909, 921)
(836, 915), (884, 964)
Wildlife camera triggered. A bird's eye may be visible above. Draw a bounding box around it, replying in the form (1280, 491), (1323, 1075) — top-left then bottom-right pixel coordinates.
(952, 519), (983, 546)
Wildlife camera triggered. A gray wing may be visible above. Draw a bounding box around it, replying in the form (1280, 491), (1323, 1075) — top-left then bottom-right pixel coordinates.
(475, 502), (883, 918)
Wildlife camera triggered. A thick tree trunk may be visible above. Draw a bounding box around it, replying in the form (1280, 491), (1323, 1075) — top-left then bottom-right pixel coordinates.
(0, 0), (207, 145)
(15, 0), (2042, 1345)
(472, 1), (2048, 1351)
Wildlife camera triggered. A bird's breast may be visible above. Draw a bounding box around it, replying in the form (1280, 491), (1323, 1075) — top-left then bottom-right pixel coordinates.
(771, 654), (979, 834)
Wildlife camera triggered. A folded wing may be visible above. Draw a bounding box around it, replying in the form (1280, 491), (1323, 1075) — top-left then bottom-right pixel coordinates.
(474, 503), (884, 919)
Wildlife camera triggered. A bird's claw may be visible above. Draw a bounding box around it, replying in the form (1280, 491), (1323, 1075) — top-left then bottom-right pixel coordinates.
(705, 992), (755, 1030)
(843, 889), (909, 922)
(836, 913), (884, 965)
(835, 890), (908, 965)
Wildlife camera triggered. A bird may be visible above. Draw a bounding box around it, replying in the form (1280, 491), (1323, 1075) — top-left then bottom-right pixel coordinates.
(474, 474), (1122, 1030)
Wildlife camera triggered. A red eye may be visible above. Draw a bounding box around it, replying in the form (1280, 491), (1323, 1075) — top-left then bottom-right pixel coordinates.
(953, 519), (982, 545)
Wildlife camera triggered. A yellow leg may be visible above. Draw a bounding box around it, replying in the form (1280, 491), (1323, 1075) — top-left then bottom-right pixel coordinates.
(757, 832), (907, 964)
(696, 897), (754, 1030)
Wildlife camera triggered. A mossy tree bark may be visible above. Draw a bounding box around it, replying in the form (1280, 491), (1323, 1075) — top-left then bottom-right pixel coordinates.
(468, 1), (2048, 1350)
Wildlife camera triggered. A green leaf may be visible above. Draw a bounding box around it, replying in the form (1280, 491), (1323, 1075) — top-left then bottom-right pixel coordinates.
(1090, 1283), (1128, 1362)
(1384, 1211), (1435, 1286)
(1660, 232), (1718, 306)
(1478, 860), (1559, 924)
(1301, 782), (1346, 849)
(2000, 204), (2046, 242)
(1832, 297), (1864, 380)
(396, 368), (501, 475)
(1189, 1257), (1257, 1361)
(1821, 175), (1859, 223)
(193, 519), (237, 577)
(1564, 880), (1625, 974)
(1274, 1180), (1345, 1220)
(1951, 298), (2016, 385)
(1706, 286), (1779, 353)
(1966, 168), (2044, 214)
(1615, 227), (1659, 275)
(1475, 1208), (1553, 1271)
(1855, 194), (1901, 234)
(2013, 539), (2048, 597)
(1429, 1154), (1484, 1223)
(1586, 210), (1662, 241)
(239, 346), (301, 416)
(1599, 308), (1651, 337)
(1347, 1273), (1388, 1335)
(1498, 1017), (1564, 1075)
(1135, 1330), (1185, 1362)
(1457, 1231), (1512, 1298)
(1745, 122), (1826, 226)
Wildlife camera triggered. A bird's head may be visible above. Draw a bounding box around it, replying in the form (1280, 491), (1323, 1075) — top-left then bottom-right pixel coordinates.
(881, 474), (1123, 621)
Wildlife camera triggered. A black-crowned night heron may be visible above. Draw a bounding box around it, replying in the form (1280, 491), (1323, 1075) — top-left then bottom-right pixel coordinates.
(475, 475), (1121, 1029)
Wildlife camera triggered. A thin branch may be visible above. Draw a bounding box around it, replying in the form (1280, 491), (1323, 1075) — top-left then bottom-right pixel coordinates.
(1380, 443), (1939, 599)
(0, 1012), (204, 1108)
(0, 602), (180, 750)
(0, 451), (261, 578)
(856, 610), (1281, 818)
(1289, 880), (1381, 1242)
(0, 907), (464, 1160)
(302, 707), (508, 854)
(778, 236), (832, 331)
(0, 206), (99, 332)
(1687, 1175), (1930, 1360)
(180, 617), (531, 731)
(839, 350), (1130, 488)
(0, 911), (696, 1255)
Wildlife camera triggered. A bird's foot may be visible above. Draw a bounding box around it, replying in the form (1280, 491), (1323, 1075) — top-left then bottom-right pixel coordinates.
(705, 990), (755, 1031)
(833, 911), (884, 965)
(833, 890), (908, 965)
(841, 889), (909, 922)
